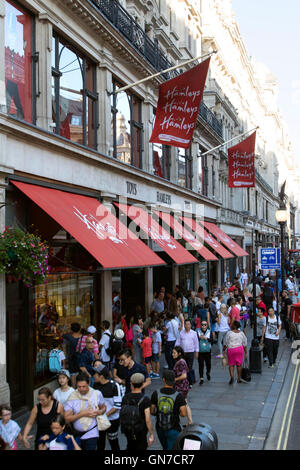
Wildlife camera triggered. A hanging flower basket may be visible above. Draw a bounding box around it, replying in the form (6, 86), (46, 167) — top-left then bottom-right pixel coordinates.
(0, 226), (50, 287)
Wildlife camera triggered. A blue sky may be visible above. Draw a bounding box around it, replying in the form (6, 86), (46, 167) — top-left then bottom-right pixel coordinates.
(232, 0), (300, 160)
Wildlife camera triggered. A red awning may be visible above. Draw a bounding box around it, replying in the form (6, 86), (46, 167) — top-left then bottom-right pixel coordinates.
(12, 181), (166, 269)
(181, 217), (234, 259)
(201, 222), (249, 257)
(116, 203), (198, 265)
(155, 211), (218, 261)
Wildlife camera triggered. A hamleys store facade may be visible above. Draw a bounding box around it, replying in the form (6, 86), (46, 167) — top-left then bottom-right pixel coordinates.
(0, 0), (248, 411)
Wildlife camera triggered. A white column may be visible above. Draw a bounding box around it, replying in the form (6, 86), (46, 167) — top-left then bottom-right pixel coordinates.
(194, 263), (199, 291)
(36, 14), (53, 130)
(97, 52), (114, 155)
(145, 267), (153, 314)
(101, 270), (112, 326)
(0, 174), (11, 405)
(172, 265), (179, 290)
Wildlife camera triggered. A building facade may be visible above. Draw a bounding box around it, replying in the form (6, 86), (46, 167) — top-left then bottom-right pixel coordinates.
(0, 0), (297, 410)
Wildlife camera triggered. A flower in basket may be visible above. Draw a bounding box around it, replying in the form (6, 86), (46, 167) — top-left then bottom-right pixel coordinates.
(0, 226), (49, 287)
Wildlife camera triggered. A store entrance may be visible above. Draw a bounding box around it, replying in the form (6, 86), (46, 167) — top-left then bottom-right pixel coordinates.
(153, 265), (173, 294)
(121, 269), (145, 318)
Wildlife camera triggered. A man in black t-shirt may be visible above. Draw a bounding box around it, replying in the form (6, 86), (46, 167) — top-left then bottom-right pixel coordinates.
(151, 370), (187, 450)
(281, 290), (293, 339)
(120, 373), (154, 450)
(118, 349), (151, 395)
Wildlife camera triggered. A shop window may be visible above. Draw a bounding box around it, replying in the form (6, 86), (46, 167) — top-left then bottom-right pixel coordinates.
(110, 81), (143, 168)
(33, 273), (94, 386)
(178, 148), (192, 189)
(51, 34), (98, 148)
(179, 264), (194, 294)
(153, 142), (170, 180)
(201, 154), (208, 196)
(4, 0), (34, 123)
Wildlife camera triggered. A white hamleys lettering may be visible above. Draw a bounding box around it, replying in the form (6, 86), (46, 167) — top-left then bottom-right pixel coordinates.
(73, 206), (127, 245)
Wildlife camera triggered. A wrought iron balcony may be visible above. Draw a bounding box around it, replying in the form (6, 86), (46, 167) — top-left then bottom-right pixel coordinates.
(89, 0), (223, 138)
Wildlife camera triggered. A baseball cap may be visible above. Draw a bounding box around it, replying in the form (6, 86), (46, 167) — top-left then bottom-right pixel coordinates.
(58, 369), (70, 379)
(87, 325), (97, 334)
(114, 329), (125, 340)
(130, 373), (145, 385)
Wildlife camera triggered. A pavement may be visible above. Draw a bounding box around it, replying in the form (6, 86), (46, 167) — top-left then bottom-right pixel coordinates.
(14, 325), (292, 451)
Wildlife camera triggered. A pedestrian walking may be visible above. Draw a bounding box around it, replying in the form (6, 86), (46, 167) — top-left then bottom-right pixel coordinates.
(37, 414), (81, 450)
(118, 349), (151, 395)
(64, 373), (106, 450)
(223, 321), (248, 384)
(75, 325), (99, 358)
(132, 315), (144, 364)
(0, 405), (22, 450)
(228, 299), (240, 326)
(92, 366), (122, 451)
(262, 306), (282, 368)
(163, 313), (179, 370)
(22, 387), (64, 449)
(175, 319), (199, 386)
(216, 304), (230, 358)
(62, 322), (83, 388)
(53, 369), (75, 407)
(99, 320), (112, 369)
(150, 369), (187, 450)
(281, 290), (292, 339)
(120, 373), (154, 451)
(256, 308), (267, 363)
(78, 337), (96, 380)
(240, 269), (248, 289)
(150, 321), (162, 378)
(197, 321), (212, 385)
(141, 328), (153, 375)
(172, 346), (193, 425)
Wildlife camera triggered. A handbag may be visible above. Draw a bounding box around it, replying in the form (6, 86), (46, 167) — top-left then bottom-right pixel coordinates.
(96, 413), (111, 431)
(199, 338), (211, 353)
(241, 359), (251, 382)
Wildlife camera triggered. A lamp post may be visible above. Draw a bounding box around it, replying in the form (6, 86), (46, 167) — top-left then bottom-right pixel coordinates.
(249, 233), (262, 373)
(276, 208), (288, 292)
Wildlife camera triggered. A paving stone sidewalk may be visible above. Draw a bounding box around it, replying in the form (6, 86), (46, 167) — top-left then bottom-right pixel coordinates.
(14, 326), (292, 451)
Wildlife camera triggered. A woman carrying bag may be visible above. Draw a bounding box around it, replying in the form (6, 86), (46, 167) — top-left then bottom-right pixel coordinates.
(223, 321), (248, 385)
(197, 321), (212, 385)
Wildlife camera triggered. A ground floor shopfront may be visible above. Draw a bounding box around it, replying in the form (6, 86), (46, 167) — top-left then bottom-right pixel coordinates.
(1, 176), (248, 412)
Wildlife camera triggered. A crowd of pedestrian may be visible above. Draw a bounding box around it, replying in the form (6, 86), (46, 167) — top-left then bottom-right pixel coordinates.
(1, 262), (300, 451)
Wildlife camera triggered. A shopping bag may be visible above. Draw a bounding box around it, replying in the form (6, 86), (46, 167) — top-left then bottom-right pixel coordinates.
(241, 359), (251, 382)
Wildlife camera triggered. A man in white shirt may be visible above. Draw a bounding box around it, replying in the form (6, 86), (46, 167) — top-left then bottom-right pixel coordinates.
(163, 313), (179, 370)
(262, 306), (282, 368)
(99, 320), (112, 368)
(286, 276), (296, 293)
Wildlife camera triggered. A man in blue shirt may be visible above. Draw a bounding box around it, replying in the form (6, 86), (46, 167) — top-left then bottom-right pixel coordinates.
(151, 292), (166, 314)
(78, 338), (96, 379)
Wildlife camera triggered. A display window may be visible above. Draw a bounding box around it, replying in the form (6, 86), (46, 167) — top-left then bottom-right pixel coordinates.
(179, 264), (194, 294)
(5, 0), (33, 123)
(33, 273), (94, 386)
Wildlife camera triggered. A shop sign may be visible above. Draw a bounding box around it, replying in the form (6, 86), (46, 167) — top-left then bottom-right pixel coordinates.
(157, 191), (171, 205)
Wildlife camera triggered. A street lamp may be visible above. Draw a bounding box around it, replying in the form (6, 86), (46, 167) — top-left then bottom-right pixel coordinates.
(276, 208), (288, 291)
(249, 233), (262, 373)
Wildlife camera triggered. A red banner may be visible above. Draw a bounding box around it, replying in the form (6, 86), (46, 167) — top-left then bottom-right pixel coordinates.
(150, 58), (210, 149)
(228, 131), (256, 188)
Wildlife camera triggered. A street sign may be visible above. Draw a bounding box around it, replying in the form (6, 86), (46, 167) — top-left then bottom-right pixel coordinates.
(260, 247), (281, 270)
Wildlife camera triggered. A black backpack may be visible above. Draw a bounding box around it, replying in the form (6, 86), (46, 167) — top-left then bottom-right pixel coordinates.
(157, 390), (179, 431)
(104, 332), (114, 359)
(120, 396), (146, 437)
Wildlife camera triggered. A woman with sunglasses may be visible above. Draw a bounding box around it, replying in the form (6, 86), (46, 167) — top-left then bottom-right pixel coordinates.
(197, 321), (212, 385)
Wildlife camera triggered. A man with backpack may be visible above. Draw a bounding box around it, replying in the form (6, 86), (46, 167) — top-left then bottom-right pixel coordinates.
(99, 320), (112, 369)
(150, 370), (187, 450)
(261, 306), (282, 368)
(120, 373), (154, 450)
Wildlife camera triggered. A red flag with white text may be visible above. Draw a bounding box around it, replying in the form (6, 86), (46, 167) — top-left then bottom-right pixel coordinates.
(228, 131), (256, 188)
(150, 58), (211, 149)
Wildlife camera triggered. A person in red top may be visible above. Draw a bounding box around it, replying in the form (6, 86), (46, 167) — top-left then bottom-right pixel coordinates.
(257, 299), (267, 317)
(140, 328), (153, 375)
(228, 300), (241, 326)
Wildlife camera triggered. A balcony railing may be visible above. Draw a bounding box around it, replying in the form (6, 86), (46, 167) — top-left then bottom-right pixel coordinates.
(89, 0), (223, 138)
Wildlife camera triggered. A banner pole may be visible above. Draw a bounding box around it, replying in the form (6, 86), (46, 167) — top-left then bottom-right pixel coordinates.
(199, 126), (259, 157)
(112, 50), (217, 95)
